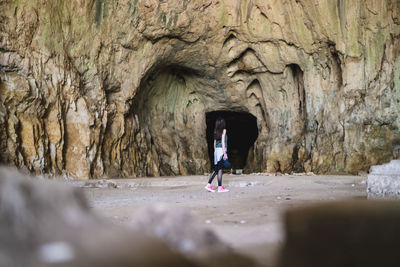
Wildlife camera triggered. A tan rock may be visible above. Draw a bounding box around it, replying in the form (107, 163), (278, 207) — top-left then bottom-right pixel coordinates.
(0, 0), (399, 178)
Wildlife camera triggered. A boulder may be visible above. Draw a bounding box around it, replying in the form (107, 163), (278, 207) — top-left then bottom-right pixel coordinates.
(129, 203), (255, 267)
(0, 167), (195, 267)
(367, 160), (400, 199)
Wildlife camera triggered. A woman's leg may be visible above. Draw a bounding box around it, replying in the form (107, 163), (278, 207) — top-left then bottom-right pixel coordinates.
(212, 160), (223, 186)
(208, 161), (221, 184)
(208, 170), (217, 184)
(207, 158), (229, 192)
(215, 160), (229, 192)
(217, 169), (223, 186)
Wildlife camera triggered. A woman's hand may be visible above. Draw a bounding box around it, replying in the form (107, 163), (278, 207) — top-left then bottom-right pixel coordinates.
(223, 152), (227, 160)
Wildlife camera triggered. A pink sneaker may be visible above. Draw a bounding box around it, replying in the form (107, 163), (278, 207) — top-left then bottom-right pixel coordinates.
(218, 186), (229, 193)
(205, 184), (215, 192)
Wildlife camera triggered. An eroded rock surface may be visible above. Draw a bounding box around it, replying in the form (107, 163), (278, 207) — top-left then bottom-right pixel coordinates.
(0, 0), (400, 178)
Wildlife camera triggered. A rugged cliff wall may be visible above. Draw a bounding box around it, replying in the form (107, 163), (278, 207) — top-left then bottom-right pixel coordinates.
(0, 0), (399, 179)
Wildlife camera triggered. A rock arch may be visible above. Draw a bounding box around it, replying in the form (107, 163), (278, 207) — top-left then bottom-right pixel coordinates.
(129, 65), (209, 176)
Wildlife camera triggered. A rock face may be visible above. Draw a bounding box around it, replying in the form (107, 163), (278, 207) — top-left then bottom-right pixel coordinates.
(367, 159), (400, 199)
(0, 0), (399, 178)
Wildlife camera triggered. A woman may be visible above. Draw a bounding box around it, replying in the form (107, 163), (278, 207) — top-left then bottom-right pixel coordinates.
(205, 117), (229, 193)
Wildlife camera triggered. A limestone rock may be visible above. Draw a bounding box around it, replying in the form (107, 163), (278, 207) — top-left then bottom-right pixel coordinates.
(0, 0), (399, 178)
(367, 160), (400, 199)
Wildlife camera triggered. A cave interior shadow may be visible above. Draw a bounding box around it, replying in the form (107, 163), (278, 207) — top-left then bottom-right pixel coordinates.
(205, 111), (258, 172)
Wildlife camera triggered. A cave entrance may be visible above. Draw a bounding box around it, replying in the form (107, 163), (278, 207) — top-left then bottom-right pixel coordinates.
(206, 111), (258, 171)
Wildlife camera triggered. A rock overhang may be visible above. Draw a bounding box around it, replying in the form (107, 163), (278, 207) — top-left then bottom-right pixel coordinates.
(0, 0), (399, 178)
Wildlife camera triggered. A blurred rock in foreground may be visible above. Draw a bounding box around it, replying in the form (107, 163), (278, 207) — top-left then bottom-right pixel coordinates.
(130, 203), (255, 267)
(0, 167), (196, 267)
(279, 200), (400, 267)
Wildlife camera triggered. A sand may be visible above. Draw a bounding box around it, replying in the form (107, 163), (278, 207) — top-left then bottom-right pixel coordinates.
(77, 173), (367, 266)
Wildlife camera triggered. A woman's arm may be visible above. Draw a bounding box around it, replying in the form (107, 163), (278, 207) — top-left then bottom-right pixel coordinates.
(222, 129), (227, 160)
(213, 139), (216, 150)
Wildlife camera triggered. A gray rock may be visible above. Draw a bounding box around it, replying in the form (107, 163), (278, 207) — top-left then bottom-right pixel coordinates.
(129, 203), (255, 267)
(367, 160), (400, 199)
(0, 167), (195, 267)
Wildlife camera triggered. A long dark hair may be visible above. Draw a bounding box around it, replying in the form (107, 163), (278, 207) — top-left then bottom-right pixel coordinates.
(214, 117), (226, 140)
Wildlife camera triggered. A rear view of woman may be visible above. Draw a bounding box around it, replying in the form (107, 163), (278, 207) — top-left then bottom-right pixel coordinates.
(205, 117), (229, 193)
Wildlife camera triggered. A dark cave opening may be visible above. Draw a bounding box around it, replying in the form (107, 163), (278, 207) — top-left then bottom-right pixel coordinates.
(206, 111), (258, 170)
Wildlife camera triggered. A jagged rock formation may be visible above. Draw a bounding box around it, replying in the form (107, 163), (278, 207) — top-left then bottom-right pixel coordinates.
(0, 0), (399, 179)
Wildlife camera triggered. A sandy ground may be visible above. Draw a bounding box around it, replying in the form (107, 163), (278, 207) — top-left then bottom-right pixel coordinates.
(75, 173), (367, 266)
